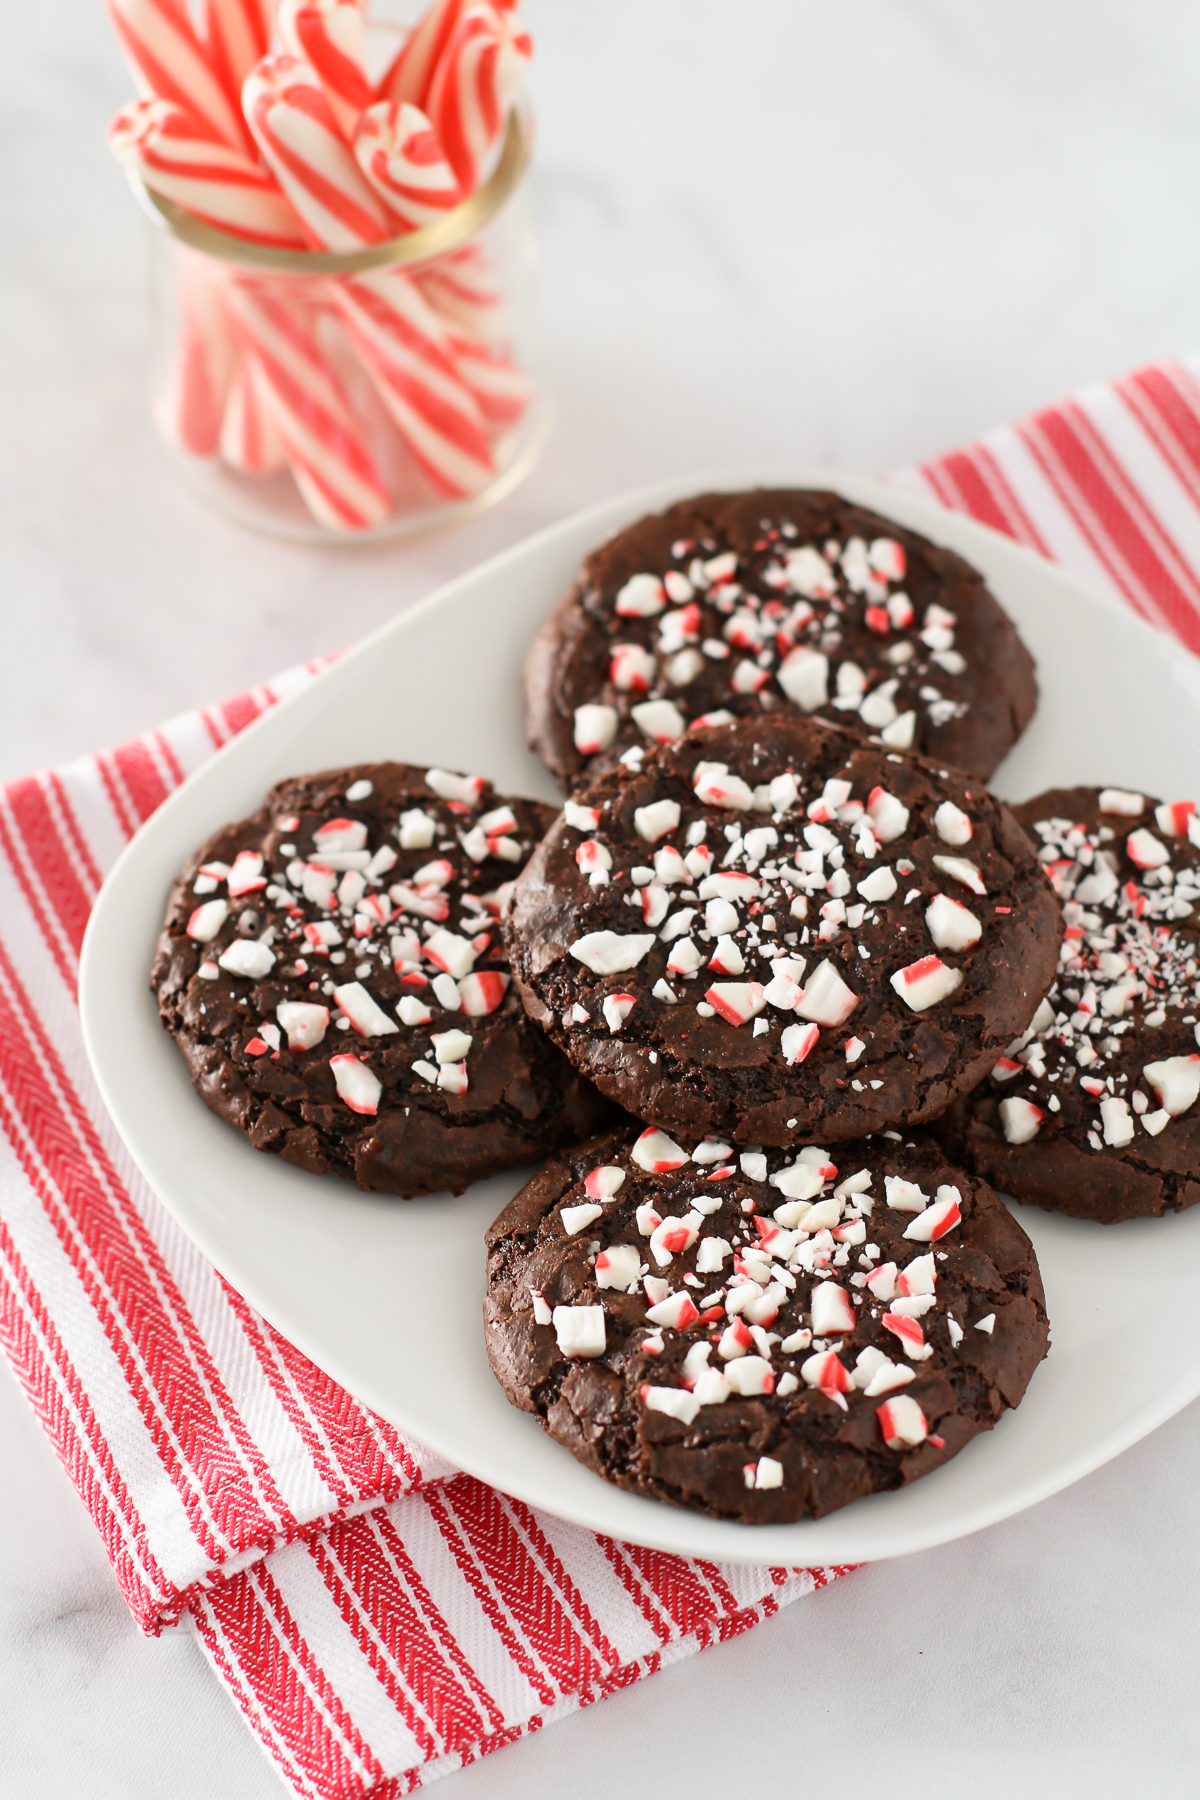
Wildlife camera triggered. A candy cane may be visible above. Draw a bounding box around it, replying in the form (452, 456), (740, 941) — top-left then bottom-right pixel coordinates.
(242, 55), (390, 251)
(438, 321), (528, 426)
(108, 99), (308, 248)
(154, 252), (236, 456)
(375, 0), (467, 111)
(332, 270), (494, 495)
(352, 101), (464, 229)
(222, 277), (392, 529)
(200, 0), (272, 123)
(106, 0), (249, 151)
(220, 356), (287, 473)
(277, 0), (373, 143)
(413, 242), (505, 340)
(425, 4), (532, 191)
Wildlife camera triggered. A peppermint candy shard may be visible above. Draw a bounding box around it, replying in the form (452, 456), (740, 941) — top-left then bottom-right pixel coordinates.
(1127, 827), (1169, 870)
(602, 993), (636, 1033)
(584, 1164), (626, 1199)
(425, 769), (484, 806)
(781, 1021), (820, 1066)
(574, 704), (619, 755)
(458, 970), (509, 1017)
(902, 1186), (962, 1242)
(999, 1096), (1043, 1144)
(634, 798), (681, 842)
(553, 1305), (606, 1358)
(645, 1291), (700, 1330)
(1143, 1055), (1200, 1117)
(794, 958), (859, 1026)
(631, 1128), (690, 1173)
(329, 1054), (382, 1115)
(866, 786), (909, 842)
(641, 1385), (700, 1424)
(693, 762), (755, 809)
(1155, 799), (1195, 836)
(724, 1355), (775, 1396)
(615, 573), (666, 617)
(570, 931), (656, 975)
(1099, 789), (1145, 816)
(632, 699), (685, 743)
(560, 1202), (603, 1237)
(564, 800), (601, 831)
(931, 854), (987, 896)
(890, 954), (963, 1012)
(810, 1281), (855, 1336)
(333, 981), (399, 1037)
(705, 981), (766, 1026)
(218, 939), (276, 980)
(925, 893), (982, 951)
(227, 850), (267, 896)
(799, 1350), (851, 1403)
(424, 928), (476, 978)
(594, 1244), (641, 1291)
(876, 1393), (928, 1450)
(431, 1028), (471, 1064)
(187, 899), (228, 941)
(276, 1000), (329, 1051)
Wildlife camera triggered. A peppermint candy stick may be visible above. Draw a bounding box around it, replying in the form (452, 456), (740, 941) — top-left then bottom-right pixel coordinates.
(222, 278), (392, 529)
(108, 99), (307, 249)
(414, 242), (505, 340)
(242, 54), (391, 252)
(200, 0), (272, 123)
(154, 252), (236, 456)
(352, 101), (464, 229)
(425, 3), (532, 191)
(332, 270), (494, 496)
(219, 357), (287, 473)
(376, 0), (476, 111)
(439, 321), (529, 427)
(105, 0), (249, 151)
(277, 0), (373, 144)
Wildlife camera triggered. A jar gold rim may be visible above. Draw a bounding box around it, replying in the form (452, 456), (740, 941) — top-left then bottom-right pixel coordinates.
(129, 103), (531, 273)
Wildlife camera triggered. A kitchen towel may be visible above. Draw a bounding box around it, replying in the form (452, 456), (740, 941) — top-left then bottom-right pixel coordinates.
(4, 353), (1200, 1798)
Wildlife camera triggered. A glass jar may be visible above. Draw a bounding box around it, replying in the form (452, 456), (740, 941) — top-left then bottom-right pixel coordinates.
(132, 106), (547, 544)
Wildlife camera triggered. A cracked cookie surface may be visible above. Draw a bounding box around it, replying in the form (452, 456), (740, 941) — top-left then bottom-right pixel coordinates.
(484, 1126), (1049, 1523)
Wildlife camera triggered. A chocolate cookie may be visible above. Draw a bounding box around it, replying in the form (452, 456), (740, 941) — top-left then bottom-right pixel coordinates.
(939, 785), (1200, 1223)
(525, 488), (1037, 793)
(151, 762), (612, 1197)
(484, 1125), (1049, 1523)
(504, 715), (1061, 1146)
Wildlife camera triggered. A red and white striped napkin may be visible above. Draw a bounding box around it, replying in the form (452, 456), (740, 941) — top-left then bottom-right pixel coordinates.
(3, 354), (1200, 1799)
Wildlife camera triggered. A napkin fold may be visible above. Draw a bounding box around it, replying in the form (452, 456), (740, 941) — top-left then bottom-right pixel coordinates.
(3, 353), (1200, 1798)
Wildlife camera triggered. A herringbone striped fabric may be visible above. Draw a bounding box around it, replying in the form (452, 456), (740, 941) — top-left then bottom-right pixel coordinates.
(3, 354), (1200, 1798)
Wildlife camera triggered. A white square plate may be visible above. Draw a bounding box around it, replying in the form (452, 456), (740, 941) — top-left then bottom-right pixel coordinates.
(79, 468), (1200, 1565)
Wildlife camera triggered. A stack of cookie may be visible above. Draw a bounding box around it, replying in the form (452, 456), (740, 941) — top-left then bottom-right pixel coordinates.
(152, 487), (1200, 1524)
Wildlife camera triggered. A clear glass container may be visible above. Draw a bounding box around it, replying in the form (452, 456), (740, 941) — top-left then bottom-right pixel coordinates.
(133, 106), (548, 544)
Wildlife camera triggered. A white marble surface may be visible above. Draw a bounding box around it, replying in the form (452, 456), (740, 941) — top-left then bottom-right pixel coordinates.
(4, 0), (1200, 1793)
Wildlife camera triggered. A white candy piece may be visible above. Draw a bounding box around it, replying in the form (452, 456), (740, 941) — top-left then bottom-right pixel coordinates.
(530, 1289), (552, 1325)
(313, 817), (368, 853)
(601, 993), (636, 1033)
(564, 800), (601, 832)
(695, 1237), (731, 1274)
(1127, 828), (1170, 870)
(649, 1213), (702, 1267)
(424, 929), (476, 979)
(885, 1176), (928, 1213)
(398, 809), (436, 850)
(334, 981), (399, 1037)
(706, 981), (766, 1026)
(810, 1281), (855, 1336)
(574, 704), (619, 756)
(632, 1128), (690, 1173)
(187, 899), (229, 942)
(933, 801), (973, 845)
(1000, 1096), (1043, 1144)
(932, 855), (987, 896)
(1143, 1055), (1200, 1117)
(584, 1164), (626, 1199)
(397, 996), (432, 1026)
(777, 646), (829, 711)
(645, 1291), (700, 1329)
(431, 1028), (472, 1064)
(751, 1456), (784, 1490)
(276, 1001), (329, 1051)
(458, 971), (511, 1017)
(1100, 1096), (1135, 1147)
(693, 762), (755, 809)
(218, 939), (276, 980)
(615, 573), (666, 617)
(724, 1356), (775, 1397)
(876, 1393), (928, 1450)
(425, 769), (483, 807)
(890, 955), (963, 1012)
(631, 699), (685, 743)
(925, 893), (982, 951)
(863, 1359), (916, 1398)
(329, 1053), (381, 1115)
(1099, 788), (1145, 816)
(641, 1385), (699, 1425)
(570, 931), (656, 974)
(560, 1202), (604, 1236)
(866, 787), (909, 842)
(553, 1305), (606, 1358)
(795, 958), (859, 1026)
(594, 1244), (642, 1291)
(903, 1187), (962, 1242)
(857, 865), (897, 903)
(635, 798), (682, 842)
